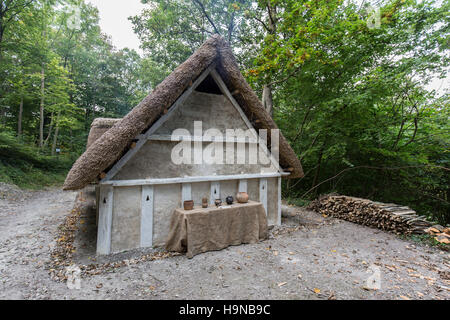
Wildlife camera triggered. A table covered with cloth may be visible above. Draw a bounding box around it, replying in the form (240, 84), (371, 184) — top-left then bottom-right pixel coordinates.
(165, 200), (268, 258)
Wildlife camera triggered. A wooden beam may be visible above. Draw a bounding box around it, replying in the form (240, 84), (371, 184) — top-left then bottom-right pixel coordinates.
(101, 64), (216, 183)
(102, 172), (289, 187)
(210, 181), (220, 205)
(97, 185), (113, 255)
(209, 69), (282, 173)
(182, 183), (192, 202)
(140, 185), (154, 248)
(277, 176), (282, 225)
(259, 178), (268, 216)
(145, 134), (258, 144)
(238, 179), (248, 193)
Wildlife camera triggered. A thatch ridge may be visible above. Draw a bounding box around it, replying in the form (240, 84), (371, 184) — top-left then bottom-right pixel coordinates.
(63, 35), (303, 190)
(87, 118), (122, 149)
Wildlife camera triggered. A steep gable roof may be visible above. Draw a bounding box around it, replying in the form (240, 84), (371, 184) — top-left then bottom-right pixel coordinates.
(63, 35), (303, 190)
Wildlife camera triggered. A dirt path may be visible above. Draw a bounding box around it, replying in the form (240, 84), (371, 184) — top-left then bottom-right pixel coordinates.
(0, 188), (448, 300)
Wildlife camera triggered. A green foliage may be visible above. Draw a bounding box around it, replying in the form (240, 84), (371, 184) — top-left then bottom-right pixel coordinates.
(0, 131), (73, 189)
(0, 0), (149, 188)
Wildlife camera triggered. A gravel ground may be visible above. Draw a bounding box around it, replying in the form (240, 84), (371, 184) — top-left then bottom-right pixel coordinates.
(0, 187), (449, 300)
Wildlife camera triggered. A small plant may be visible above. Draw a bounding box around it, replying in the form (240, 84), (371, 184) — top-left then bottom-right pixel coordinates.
(404, 234), (449, 251)
(286, 198), (310, 207)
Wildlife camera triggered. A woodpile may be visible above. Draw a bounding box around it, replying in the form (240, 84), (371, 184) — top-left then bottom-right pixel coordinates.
(307, 195), (439, 236)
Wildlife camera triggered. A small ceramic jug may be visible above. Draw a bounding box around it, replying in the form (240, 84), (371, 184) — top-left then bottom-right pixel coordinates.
(226, 196), (234, 205)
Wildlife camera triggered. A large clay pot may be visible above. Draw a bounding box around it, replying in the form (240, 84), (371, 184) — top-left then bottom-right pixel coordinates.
(183, 200), (194, 210)
(236, 192), (249, 203)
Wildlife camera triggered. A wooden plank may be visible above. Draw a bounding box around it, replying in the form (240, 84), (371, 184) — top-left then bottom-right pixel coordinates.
(259, 178), (268, 216)
(101, 64), (216, 182)
(209, 69), (282, 173)
(210, 181), (220, 205)
(146, 134), (258, 143)
(96, 185), (113, 255)
(238, 179), (247, 193)
(182, 183), (192, 202)
(277, 176), (282, 225)
(140, 185), (154, 248)
(102, 172), (290, 187)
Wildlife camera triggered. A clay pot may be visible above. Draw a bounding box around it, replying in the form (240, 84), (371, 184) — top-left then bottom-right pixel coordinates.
(183, 200), (194, 210)
(236, 192), (249, 203)
(202, 197), (208, 208)
(226, 196), (234, 205)
(214, 199), (222, 207)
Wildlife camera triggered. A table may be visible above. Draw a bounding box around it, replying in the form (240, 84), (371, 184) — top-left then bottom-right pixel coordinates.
(165, 200), (268, 258)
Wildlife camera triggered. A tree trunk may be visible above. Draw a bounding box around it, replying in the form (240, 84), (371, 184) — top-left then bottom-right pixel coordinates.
(262, 84), (274, 117)
(0, 23), (4, 62)
(51, 112), (60, 156)
(43, 111), (54, 148)
(39, 63), (45, 148)
(262, 2), (277, 119)
(311, 145), (325, 198)
(17, 96), (23, 137)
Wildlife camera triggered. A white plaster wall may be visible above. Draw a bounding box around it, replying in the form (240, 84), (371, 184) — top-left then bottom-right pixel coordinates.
(111, 186), (141, 253)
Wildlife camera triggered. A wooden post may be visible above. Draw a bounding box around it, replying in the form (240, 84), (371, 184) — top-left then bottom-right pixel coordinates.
(238, 179), (247, 193)
(182, 183), (192, 203)
(141, 185), (154, 248)
(97, 185), (113, 255)
(259, 178), (268, 216)
(210, 181), (220, 204)
(277, 177), (282, 225)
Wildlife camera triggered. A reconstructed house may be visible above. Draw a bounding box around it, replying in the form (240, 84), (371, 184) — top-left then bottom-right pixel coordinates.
(64, 35), (303, 255)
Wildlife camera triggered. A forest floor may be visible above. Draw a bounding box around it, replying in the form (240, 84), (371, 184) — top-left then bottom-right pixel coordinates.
(0, 186), (449, 300)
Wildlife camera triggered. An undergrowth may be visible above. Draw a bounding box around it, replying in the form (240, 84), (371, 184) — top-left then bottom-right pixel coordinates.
(0, 132), (73, 189)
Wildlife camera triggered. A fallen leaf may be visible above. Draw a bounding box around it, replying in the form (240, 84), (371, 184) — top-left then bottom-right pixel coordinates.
(96, 283), (103, 289)
(297, 274), (302, 279)
(399, 295), (410, 300)
(313, 288), (321, 294)
(278, 282), (287, 287)
(273, 251), (279, 256)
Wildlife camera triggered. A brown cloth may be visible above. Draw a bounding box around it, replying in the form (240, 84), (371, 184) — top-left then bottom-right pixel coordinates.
(165, 200), (268, 258)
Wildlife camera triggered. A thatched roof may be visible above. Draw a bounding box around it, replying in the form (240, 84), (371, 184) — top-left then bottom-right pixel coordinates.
(86, 118), (122, 149)
(63, 35), (303, 190)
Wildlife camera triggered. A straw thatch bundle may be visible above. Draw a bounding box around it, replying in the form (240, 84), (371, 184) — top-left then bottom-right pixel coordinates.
(63, 35), (303, 190)
(86, 118), (122, 149)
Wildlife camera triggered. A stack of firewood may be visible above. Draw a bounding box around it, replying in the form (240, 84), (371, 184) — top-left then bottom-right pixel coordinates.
(307, 195), (436, 235)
